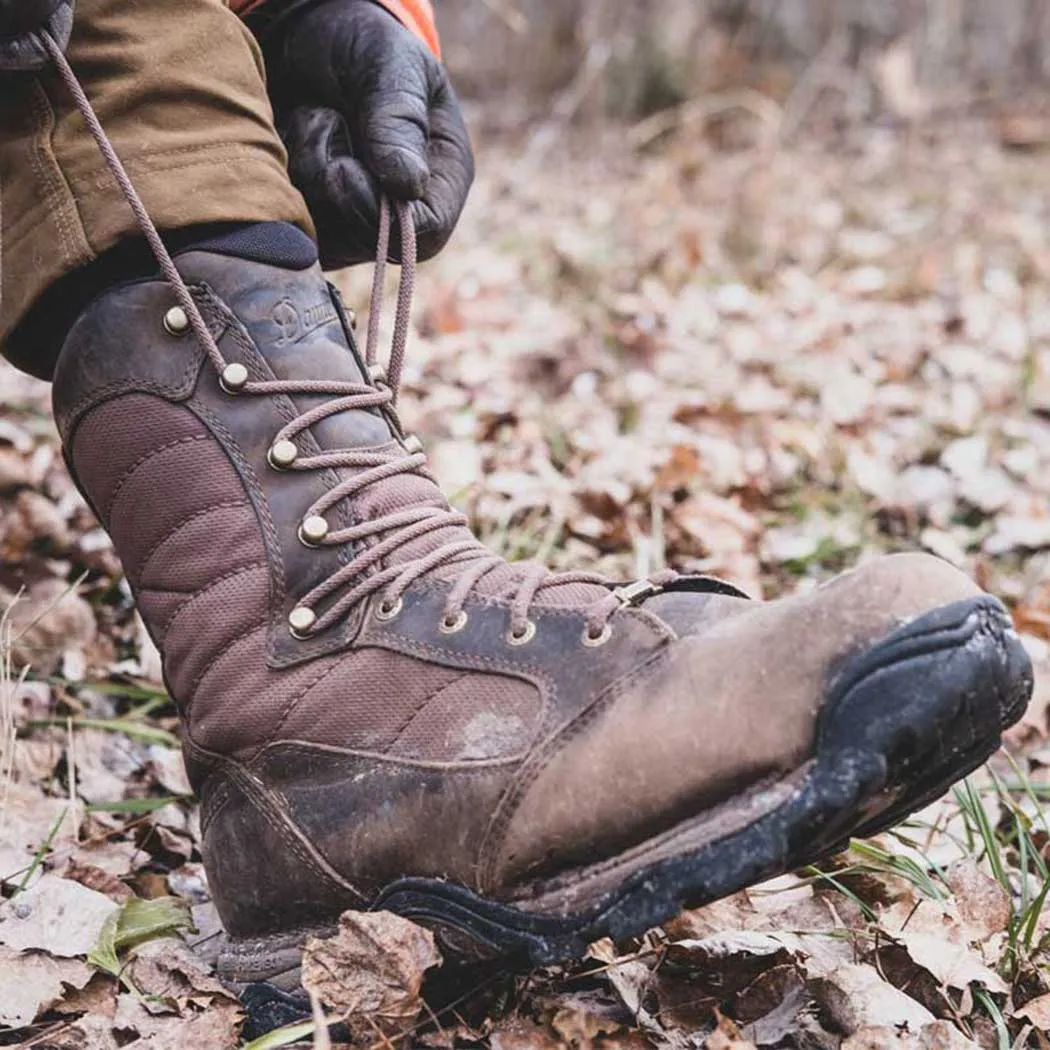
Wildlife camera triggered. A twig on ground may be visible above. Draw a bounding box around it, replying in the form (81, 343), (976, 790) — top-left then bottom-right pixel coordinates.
(628, 89), (783, 150)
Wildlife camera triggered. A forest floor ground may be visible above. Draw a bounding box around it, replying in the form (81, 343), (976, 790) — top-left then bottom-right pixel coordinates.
(2, 122), (1050, 1048)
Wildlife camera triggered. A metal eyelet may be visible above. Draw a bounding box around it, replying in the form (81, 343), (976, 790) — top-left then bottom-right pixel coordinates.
(506, 620), (537, 646)
(375, 597), (404, 622)
(268, 440), (298, 469)
(368, 363), (387, 384)
(582, 624), (613, 648)
(163, 306), (190, 336)
(402, 434), (424, 455)
(288, 606), (316, 639)
(220, 363), (249, 393)
(298, 515), (329, 546)
(439, 610), (469, 635)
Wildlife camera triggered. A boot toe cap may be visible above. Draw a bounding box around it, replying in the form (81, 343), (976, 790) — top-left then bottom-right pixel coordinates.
(489, 554), (990, 892)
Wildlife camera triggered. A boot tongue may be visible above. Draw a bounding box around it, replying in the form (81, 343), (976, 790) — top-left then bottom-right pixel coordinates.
(177, 245), (392, 450)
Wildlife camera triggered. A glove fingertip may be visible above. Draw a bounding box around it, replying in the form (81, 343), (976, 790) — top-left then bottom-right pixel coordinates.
(372, 148), (431, 200)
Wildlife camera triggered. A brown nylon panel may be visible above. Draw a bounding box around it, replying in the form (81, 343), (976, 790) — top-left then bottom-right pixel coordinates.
(192, 653), (343, 756)
(108, 440), (248, 576)
(137, 502), (260, 593)
(161, 565), (271, 700)
(134, 590), (191, 648)
(277, 648), (465, 753)
(388, 673), (541, 761)
(71, 394), (206, 520)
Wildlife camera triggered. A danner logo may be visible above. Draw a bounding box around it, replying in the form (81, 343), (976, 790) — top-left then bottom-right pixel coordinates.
(272, 297), (339, 345)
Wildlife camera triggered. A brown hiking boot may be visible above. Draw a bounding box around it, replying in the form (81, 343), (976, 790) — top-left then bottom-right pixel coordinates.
(51, 209), (1031, 987)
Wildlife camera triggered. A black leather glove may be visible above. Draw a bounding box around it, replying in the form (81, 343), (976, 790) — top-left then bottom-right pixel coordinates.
(0, 0), (74, 72)
(264, 0), (474, 267)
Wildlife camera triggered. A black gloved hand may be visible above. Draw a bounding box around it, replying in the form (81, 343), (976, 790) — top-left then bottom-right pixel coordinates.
(266, 0), (474, 268)
(0, 0), (73, 72)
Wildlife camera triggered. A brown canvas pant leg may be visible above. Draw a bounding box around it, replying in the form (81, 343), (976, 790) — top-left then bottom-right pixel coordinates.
(0, 0), (313, 372)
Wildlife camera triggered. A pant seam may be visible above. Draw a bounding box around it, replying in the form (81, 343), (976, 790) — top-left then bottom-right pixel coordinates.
(28, 79), (92, 272)
(63, 142), (286, 200)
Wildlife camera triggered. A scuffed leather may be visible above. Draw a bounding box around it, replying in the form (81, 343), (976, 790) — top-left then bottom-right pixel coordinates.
(0, 0), (73, 72)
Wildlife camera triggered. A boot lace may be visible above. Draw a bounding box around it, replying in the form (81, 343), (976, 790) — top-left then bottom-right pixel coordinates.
(44, 31), (676, 646)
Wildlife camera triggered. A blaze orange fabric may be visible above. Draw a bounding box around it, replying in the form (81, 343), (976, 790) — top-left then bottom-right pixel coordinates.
(228, 0), (440, 57)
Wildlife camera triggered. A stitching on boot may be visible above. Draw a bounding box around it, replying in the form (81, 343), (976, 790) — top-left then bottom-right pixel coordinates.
(58, 294), (223, 436)
(385, 671), (471, 753)
(212, 756), (367, 904)
(365, 628), (558, 733)
(62, 359), (207, 442)
(105, 434), (211, 522)
(185, 619), (270, 719)
(478, 645), (674, 890)
(135, 499), (254, 587)
(265, 740), (519, 773)
(267, 653), (349, 744)
(185, 734), (366, 900)
(186, 399), (287, 593)
(232, 765), (369, 901)
(160, 561), (269, 639)
(188, 367), (363, 669)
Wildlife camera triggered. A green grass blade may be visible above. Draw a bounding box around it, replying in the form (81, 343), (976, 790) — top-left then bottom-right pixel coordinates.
(242, 1021), (320, 1050)
(26, 717), (179, 747)
(84, 796), (189, 814)
(16, 807), (67, 894)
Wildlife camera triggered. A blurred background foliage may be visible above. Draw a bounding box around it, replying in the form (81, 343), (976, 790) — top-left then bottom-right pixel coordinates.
(442, 0), (1050, 141)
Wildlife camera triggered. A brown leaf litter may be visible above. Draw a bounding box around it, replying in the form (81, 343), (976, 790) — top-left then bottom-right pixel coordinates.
(2, 125), (1049, 1048)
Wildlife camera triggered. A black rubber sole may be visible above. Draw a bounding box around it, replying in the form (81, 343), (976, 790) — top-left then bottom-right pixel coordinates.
(230, 594), (1032, 1035)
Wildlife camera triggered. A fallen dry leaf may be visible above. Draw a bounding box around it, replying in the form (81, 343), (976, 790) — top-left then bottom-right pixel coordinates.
(125, 937), (237, 1012)
(36, 1013), (122, 1049)
(0, 875), (118, 958)
(2, 579), (97, 672)
(301, 910), (441, 1039)
(808, 963), (935, 1035)
(53, 973), (120, 1018)
(843, 1021), (978, 1049)
(0, 946), (94, 1027)
(880, 898), (1009, 995)
(490, 1017), (565, 1050)
(0, 781), (72, 890)
(1016, 991), (1050, 1029)
(945, 860), (1011, 941)
(546, 991), (629, 1049)
(705, 1012), (759, 1050)
(111, 990), (243, 1049)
